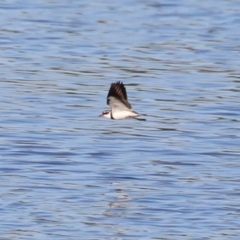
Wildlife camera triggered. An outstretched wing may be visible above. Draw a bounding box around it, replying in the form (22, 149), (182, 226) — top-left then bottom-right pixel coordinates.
(107, 82), (132, 110)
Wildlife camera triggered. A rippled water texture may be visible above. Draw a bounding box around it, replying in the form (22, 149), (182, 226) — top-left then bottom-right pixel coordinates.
(1, 0), (240, 239)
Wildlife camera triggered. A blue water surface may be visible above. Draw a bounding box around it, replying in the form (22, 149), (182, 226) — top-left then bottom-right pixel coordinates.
(0, 0), (240, 239)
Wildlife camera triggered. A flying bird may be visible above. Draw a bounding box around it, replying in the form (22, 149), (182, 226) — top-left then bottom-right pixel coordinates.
(99, 81), (146, 121)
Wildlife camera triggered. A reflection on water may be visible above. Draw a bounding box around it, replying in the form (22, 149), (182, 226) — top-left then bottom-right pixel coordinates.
(0, 0), (240, 239)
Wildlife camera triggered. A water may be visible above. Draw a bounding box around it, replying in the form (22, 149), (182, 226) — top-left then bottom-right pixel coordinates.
(0, 0), (240, 239)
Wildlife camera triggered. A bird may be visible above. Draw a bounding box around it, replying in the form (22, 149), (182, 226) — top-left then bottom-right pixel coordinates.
(99, 81), (146, 121)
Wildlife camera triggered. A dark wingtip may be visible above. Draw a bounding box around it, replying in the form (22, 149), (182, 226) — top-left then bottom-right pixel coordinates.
(111, 81), (123, 86)
(107, 81), (128, 104)
(134, 118), (146, 121)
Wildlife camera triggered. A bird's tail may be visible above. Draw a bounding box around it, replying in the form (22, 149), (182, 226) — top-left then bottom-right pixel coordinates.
(134, 117), (146, 121)
(132, 111), (147, 121)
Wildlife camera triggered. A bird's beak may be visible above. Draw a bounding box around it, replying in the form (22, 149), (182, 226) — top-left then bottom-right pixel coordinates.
(99, 113), (103, 117)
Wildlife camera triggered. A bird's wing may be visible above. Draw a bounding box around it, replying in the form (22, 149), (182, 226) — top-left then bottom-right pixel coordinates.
(107, 82), (132, 110)
(107, 96), (131, 111)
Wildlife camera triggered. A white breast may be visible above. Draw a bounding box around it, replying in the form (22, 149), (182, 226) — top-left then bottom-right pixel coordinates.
(112, 110), (139, 120)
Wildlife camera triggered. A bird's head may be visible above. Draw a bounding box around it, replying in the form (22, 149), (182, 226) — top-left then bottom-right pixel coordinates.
(99, 110), (111, 118)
